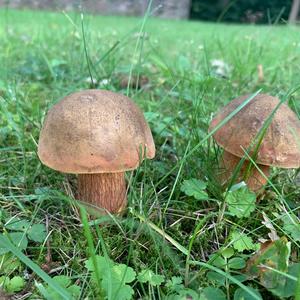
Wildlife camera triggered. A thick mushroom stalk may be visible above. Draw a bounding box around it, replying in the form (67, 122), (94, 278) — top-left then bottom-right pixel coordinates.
(78, 173), (126, 213)
(220, 151), (270, 192)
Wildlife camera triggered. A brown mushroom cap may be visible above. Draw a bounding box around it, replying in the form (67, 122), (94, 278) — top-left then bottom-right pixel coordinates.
(38, 89), (155, 173)
(209, 94), (300, 168)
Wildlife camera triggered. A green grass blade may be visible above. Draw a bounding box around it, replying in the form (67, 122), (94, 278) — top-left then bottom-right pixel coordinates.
(80, 206), (103, 298)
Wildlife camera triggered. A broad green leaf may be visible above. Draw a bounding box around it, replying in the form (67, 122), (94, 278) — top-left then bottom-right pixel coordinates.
(221, 247), (234, 259)
(246, 237), (291, 291)
(234, 287), (262, 300)
(44, 275), (81, 300)
(5, 219), (30, 231)
(112, 264), (136, 283)
(52, 276), (71, 288)
(0, 233), (28, 254)
(231, 231), (257, 252)
(210, 254), (226, 269)
(85, 255), (113, 273)
(281, 214), (300, 241)
(181, 179), (208, 200)
(225, 187), (256, 218)
(200, 287), (226, 300)
(228, 257), (246, 270)
(9, 233), (28, 251)
(0, 254), (21, 274)
(67, 285), (81, 297)
(166, 276), (183, 287)
(166, 288), (200, 300)
(108, 284), (134, 300)
(27, 224), (47, 243)
(0, 276), (8, 287)
(5, 276), (25, 293)
(165, 277), (201, 300)
(86, 255), (136, 300)
(232, 274), (248, 283)
(0, 276), (25, 293)
(102, 264), (136, 300)
(165, 276), (185, 293)
(206, 271), (225, 286)
(268, 263), (300, 298)
(137, 269), (165, 286)
(177, 288), (201, 299)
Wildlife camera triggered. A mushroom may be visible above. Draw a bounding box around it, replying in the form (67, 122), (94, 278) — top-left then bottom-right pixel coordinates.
(209, 93), (300, 192)
(38, 89), (155, 214)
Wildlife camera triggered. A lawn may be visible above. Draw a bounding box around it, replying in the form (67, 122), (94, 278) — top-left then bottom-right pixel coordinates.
(0, 8), (300, 300)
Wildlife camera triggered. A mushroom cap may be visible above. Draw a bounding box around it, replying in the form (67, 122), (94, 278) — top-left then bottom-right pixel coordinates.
(38, 89), (155, 174)
(209, 94), (300, 168)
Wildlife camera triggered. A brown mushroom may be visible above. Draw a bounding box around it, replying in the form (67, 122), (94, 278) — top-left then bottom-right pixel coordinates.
(38, 89), (155, 214)
(209, 93), (300, 192)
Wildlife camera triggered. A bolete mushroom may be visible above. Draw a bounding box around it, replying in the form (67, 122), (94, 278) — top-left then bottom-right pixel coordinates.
(209, 93), (300, 192)
(38, 89), (155, 214)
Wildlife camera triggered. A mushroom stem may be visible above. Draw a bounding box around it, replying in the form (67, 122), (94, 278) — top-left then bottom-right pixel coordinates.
(78, 173), (126, 214)
(219, 151), (270, 192)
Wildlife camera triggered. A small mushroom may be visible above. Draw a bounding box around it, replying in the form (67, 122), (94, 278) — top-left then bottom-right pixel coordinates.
(38, 89), (155, 214)
(209, 93), (300, 192)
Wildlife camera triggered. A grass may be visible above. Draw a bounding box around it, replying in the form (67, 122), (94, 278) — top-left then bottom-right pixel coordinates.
(0, 7), (300, 300)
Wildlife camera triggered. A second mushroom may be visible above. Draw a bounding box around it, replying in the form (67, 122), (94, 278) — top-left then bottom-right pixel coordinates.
(209, 93), (300, 192)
